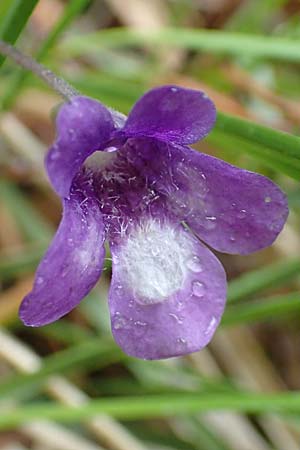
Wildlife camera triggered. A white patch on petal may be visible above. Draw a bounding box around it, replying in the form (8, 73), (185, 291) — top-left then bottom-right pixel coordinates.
(116, 219), (194, 305)
(74, 222), (102, 269)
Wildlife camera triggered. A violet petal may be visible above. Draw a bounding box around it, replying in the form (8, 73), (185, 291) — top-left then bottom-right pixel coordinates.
(19, 179), (105, 326)
(123, 85), (216, 145)
(108, 217), (226, 359)
(46, 96), (115, 198)
(163, 144), (289, 254)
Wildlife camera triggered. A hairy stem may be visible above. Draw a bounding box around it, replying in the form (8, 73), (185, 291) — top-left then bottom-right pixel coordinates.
(0, 40), (79, 100)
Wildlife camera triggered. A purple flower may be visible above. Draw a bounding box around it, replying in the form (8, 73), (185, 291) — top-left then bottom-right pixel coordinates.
(20, 86), (288, 359)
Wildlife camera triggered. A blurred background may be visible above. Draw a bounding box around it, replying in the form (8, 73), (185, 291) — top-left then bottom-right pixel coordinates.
(0, 0), (300, 449)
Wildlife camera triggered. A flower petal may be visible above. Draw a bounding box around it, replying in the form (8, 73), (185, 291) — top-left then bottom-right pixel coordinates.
(108, 217), (226, 359)
(19, 177), (105, 326)
(123, 85), (216, 145)
(163, 145), (289, 254)
(46, 96), (115, 198)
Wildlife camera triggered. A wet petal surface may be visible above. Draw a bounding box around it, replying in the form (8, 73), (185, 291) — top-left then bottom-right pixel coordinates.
(159, 144), (289, 254)
(108, 217), (226, 359)
(123, 85), (216, 145)
(46, 96), (115, 198)
(19, 176), (105, 326)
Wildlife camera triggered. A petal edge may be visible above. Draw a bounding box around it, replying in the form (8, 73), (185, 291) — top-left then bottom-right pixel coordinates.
(123, 85), (216, 145)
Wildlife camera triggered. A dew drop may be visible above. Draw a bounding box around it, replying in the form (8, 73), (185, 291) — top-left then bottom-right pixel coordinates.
(134, 320), (147, 327)
(229, 236), (236, 242)
(186, 255), (203, 273)
(171, 87), (178, 92)
(169, 313), (183, 324)
(205, 316), (217, 335)
(36, 276), (44, 285)
(237, 209), (247, 219)
(176, 337), (187, 346)
(113, 312), (129, 330)
(264, 196), (272, 203)
(204, 216), (217, 230)
(192, 281), (206, 297)
(198, 173), (209, 198)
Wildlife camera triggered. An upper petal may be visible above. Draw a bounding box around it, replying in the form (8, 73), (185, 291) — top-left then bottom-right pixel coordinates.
(19, 174), (106, 326)
(46, 96), (115, 198)
(123, 85), (216, 145)
(163, 145), (289, 254)
(108, 216), (226, 360)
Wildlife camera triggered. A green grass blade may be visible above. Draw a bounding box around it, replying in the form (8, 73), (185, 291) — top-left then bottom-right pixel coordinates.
(61, 27), (300, 63)
(223, 292), (300, 326)
(2, 0), (91, 108)
(61, 30), (300, 166)
(0, 2), (13, 23)
(207, 129), (300, 181)
(0, 181), (53, 242)
(227, 259), (300, 303)
(0, 0), (38, 67)
(1, 391), (300, 428)
(0, 338), (124, 401)
(215, 111), (300, 163)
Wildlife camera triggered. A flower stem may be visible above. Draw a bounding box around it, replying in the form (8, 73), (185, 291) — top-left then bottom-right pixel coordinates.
(0, 40), (79, 100)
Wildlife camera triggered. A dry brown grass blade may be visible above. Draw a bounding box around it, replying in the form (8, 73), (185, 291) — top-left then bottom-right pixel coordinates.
(222, 64), (300, 126)
(0, 204), (23, 250)
(0, 329), (148, 450)
(105, 0), (168, 29)
(212, 328), (300, 450)
(187, 349), (272, 450)
(0, 114), (45, 175)
(0, 277), (33, 324)
(21, 421), (104, 450)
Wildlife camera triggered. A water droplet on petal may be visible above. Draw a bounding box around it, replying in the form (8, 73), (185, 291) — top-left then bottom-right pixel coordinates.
(171, 87), (178, 92)
(113, 312), (129, 330)
(204, 216), (217, 230)
(134, 320), (147, 327)
(237, 209), (247, 219)
(205, 316), (217, 335)
(197, 173), (209, 198)
(36, 276), (44, 285)
(169, 313), (183, 324)
(192, 281), (206, 297)
(186, 255), (203, 273)
(176, 337), (187, 346)
(264, 196), (272, 203)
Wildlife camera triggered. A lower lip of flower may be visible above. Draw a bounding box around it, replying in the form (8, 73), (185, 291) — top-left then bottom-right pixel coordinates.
(114, 218), (203, 305)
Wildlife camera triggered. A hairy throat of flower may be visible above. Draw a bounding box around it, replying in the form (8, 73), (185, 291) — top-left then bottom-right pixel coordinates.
(117, 219), (194, 305)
